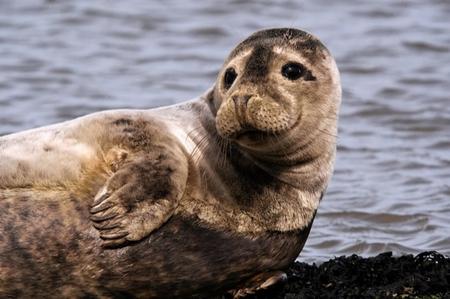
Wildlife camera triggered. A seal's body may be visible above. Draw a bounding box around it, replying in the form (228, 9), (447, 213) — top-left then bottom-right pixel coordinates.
(0, 28), (341, 298)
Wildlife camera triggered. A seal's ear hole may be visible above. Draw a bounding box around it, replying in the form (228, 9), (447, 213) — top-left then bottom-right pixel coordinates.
(223, 67), (237, 90)
(281, 62), (305, 81)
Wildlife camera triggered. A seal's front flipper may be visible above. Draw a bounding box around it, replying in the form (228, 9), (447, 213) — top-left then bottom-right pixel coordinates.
(229, 271), (287, 298)
(90, 149), (187, 248)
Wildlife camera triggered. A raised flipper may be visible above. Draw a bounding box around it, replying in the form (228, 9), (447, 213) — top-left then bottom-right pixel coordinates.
(90, 147), (188, 247)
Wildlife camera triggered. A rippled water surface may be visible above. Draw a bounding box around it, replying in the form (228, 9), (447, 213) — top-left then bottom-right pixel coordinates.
(0, 0), (449, 262)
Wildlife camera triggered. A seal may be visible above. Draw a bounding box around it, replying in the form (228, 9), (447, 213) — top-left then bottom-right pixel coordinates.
(0, 28), (341, 298)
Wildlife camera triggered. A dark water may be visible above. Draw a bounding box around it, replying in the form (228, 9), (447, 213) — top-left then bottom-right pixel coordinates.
(0, 0), (449, 262)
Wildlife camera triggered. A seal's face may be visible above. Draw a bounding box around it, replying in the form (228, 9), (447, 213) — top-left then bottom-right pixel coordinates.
(213, 28), (341, 150)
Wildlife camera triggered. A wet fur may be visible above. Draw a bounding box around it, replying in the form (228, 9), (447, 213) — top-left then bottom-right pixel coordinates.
(0, 28), (341, 298)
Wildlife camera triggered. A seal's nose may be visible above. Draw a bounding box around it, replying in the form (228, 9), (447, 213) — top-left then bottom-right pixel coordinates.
(232, 94), (252, 108)
(232, 94), (253, 124)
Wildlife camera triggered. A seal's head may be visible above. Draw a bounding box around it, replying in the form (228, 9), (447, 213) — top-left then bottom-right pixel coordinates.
(212, 28), (341, 155)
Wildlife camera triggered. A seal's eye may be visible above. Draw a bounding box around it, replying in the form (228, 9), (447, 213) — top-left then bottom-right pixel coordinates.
(223, 67), (237, 90)
(281, 62), (304, 81)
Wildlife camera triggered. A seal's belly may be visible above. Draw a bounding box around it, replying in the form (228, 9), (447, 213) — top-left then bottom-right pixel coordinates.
(0, 191), (309, 298)
(114, 217), (308, 298)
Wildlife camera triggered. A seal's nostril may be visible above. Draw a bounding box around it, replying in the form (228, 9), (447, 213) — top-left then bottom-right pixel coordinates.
(242, 95), (252, 106)
(232, 95), (253, 107)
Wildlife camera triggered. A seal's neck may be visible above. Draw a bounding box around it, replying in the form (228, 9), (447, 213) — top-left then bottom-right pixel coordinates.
(240, 138), (336, 191)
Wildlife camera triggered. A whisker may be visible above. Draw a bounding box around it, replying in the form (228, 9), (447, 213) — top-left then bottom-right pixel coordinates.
(317, 128), (338, 139)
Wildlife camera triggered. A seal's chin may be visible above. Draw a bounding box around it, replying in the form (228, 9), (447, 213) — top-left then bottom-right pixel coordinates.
(234, 128), (272, 142)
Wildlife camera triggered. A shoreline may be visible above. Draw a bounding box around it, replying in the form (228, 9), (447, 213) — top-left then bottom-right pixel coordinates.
(222, 251), (450, 298)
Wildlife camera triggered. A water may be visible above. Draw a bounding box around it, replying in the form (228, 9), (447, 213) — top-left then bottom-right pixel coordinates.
(0, 0), (449, 263)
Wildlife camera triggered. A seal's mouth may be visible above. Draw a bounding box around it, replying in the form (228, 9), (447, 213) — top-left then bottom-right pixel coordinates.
(234, 128), (272, 141)
(231, 111), (302, 147)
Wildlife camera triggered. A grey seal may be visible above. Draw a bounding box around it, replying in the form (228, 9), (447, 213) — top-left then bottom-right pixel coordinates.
(0, 28), (341, 298)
